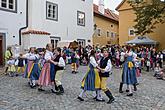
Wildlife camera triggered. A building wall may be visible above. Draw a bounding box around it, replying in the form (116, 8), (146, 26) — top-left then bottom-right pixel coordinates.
(0, 0), (26, 47)
(29, 35), (50, 49)
(22, 34), (50, 50)
(118, 0), (165, 50)
(28, 0), (93, 46)
(93, 15), (119, 46)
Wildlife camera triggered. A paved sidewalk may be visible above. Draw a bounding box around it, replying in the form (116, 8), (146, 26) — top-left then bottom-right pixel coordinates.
(0, 65), (165, 110)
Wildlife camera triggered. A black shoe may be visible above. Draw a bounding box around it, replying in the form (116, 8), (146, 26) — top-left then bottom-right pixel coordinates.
(119, 83), (123, 93)
(96, 98), (105, 102)
(127, 93), (133, 96)
(107, 97), (115, 104)
(77, 96), (84, 101)
(51, 89), (57, 93)
(126, 90), (129, 92)
(30, 85), (36, 89)
(55, 85), (59, 91)
(58, 85), (64, 93)
(119, 90), (123, 93)
(104, 90), (115, 104)
(38, 88), (45, 91)
(133, 84), (137, 91)
(93, 96), (97, 100)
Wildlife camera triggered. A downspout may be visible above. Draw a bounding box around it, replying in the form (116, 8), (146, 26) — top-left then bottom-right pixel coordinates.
(19, 0), (28, 45)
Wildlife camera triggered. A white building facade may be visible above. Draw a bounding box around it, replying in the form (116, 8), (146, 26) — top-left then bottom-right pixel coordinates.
(0, 0), (26, 65)
(0, 0), (94, 65)
(23, 0), (93, 49)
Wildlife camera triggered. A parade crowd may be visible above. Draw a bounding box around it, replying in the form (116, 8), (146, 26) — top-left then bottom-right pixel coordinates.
(4, 44), (165, 104)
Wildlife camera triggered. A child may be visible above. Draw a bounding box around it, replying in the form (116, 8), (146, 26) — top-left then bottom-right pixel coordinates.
(71, 51), (79, 73)
(135, 58), (142, 84)
(154, 63), (165, 80)
(146, 58), (151, 72)
(38, 44), (57, 93)
(16, 53), (25, 75)
(54, 47), (66, 94)
(7, 58), (16, 77)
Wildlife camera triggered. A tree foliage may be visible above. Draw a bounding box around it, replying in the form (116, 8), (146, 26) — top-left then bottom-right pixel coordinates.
(128, 0), (165, 35)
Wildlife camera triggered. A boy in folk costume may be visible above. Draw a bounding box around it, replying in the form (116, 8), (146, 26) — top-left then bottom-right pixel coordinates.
(97, 48), (115, 104)
(16, 53), (25, 75)
(54, 47), (66, 94)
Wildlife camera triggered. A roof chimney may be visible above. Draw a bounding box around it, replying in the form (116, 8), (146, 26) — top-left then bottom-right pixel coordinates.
(98, 0), (105, 14)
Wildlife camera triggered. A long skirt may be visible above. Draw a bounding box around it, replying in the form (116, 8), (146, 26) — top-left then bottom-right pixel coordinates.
(122, 62), (137, 85)
(24, 61), (33, 78)
(81, 67), (101, 91)
(38, 63), (52, 86)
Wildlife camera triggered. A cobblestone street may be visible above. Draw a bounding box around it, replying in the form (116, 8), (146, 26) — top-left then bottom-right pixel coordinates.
(0, 65), (165, 110)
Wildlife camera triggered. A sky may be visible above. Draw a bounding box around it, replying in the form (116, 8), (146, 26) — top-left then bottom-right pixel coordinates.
(93, 0), (122, 12)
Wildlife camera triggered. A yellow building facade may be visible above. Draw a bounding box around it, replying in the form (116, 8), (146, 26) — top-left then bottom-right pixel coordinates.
(93, 4), (119, 46)
(116, 0), (165, 50)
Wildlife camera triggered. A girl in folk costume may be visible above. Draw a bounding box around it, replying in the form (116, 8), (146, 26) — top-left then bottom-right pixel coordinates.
(54, 47), (66, 94)
(78, 50), (103, 101)
(98, 48), (115, 104)
(119, 46), (137, 96)
(24, 48), (41, 88)
(38, 44), (57, 92)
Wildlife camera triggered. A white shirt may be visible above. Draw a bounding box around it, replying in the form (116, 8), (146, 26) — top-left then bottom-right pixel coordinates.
(104, 59), (112, 73)
(25, 53), (36, 60)
(44, 50), (53, 61)
(58, 57), (66, 67)
(90, 56), (98, 68)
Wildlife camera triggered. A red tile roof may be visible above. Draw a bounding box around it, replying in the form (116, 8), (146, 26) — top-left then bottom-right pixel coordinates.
(22, 30), (50, 35)
(93, 4), (119, 22)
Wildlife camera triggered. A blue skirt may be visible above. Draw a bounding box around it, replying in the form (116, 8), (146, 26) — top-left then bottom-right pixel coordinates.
(122, 62), (137, 85)
(30, 64), (41, 80)
(50, 63), (55, 81)
(81, 67), (101, 91)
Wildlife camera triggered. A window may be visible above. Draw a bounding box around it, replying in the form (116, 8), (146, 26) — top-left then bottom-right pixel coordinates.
(77, 11), (85, 26)
(46, 1), (58, 21)
(129, 29), (135, 36)
(97, 29), (101, 36)
(50, 37), (61, 48)
(0, 0), (16, 12)
(160, 0), (165, 2)
(107, 31), (110, 37)
(77, 39), (86, 47)
(111, 32), (116, 38)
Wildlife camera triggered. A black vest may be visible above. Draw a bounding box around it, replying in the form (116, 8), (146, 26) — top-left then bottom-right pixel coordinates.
(54, 55), (64, 71)
(18, 58), (24, 67)
(100, 57), (110, 77)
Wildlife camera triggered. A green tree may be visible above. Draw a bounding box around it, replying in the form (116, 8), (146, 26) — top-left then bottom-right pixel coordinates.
(128, 0), (165, 35)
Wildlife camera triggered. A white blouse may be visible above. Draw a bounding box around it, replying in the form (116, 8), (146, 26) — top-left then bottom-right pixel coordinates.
(44, 50), (53, 61)
(104, 59), (112, 72)
(90, 56), (98, 68)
